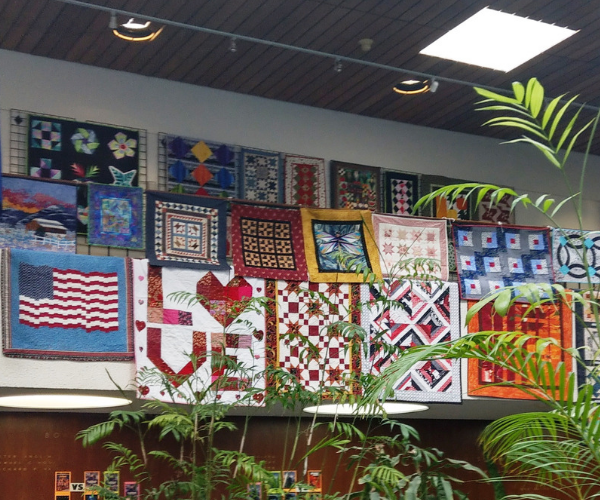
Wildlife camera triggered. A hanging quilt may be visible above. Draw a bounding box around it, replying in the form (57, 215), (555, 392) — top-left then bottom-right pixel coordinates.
(27, 114), (140, 234)
(87, 183), (144, 250)
(2, 249), (133, 360)
(240, 148), (284, 203)
(478, 191), (515, 223)
(452, 223), (553, 300)
(372, 214), (449, 280)
(382, 171), (420, 215)
(420, 174), (475, 220)
(160, 133), (240, 197)
(362, 280), (461, 403)
(552, 228), (600, 283)
(146, 191), (229, 270)
(265, 279), (362, 393)
(230, 204), (308, 281)
(575, 293), (600, 400)
(331, 160), (380, 210)
(467, 299), (573, 400)
(284, 154), (327, 207)
(0, 175), (77, 253)
(133, 260), (266, 404)
(300, 208), (382, 283)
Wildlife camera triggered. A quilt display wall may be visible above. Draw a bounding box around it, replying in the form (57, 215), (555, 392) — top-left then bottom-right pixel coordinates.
(0, 175), (77, 253)
(265, 280), (362, 393)
(362, 280), (461, 403)
(2, 249), (134, 360)
(133, 261), (266, 404)
(466, 299), (573, 400)
(27, 114), (140, 234)
(160, 133), (240, 198)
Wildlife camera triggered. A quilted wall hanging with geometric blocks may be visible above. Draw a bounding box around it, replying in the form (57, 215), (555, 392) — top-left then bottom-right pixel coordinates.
(133, 260), (266, 405)
(146, 191), (229, 270)
(372, 214), (449, 281)
(382, 171), (420, 216)
(420, 174), (476, 220)
(283, 154), (327, 208)
(575, 293), (600, 400)
(240, 148), (284, 203)
(158, 133), (240, 198)
(552, 228), (600, 283)
(265, 279), (362, 394)
(466, 298), (573, 400)
(300, 208), (382, 283)
(230, 204), (308, 281)
(452, 223), (553, 300)
(2, 249), (134, 361)
(27, 114), (141, 234)
(361, 280), (461, 403)
(331, 160), (380, 211)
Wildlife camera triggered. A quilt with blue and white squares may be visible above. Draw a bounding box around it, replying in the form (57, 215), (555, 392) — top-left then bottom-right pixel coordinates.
(452, 223), (553, 300)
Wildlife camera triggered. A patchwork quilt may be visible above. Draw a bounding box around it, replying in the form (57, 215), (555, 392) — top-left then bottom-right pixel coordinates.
(552, 228), (600, 283)
(575, 293), (600, 400)
(284, 154), (327, 207)
(362, 280), (461, 403)
(382, 171), (420, 216)
(240, 148), (284, 203)
(331, 161), (380, 211)
(133, 261), (266, 404)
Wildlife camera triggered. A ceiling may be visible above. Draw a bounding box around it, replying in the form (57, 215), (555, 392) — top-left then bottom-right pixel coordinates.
(2, 0), (600, 153)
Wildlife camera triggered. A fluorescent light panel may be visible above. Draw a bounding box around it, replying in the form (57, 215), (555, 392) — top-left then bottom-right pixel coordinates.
(420, 7), (577, 72)
(0, 394), (132, 409)
(303, 402), (428, 416)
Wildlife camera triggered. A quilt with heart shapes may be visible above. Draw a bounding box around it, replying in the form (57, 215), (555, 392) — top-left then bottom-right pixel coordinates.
(133, 260), (266, 405)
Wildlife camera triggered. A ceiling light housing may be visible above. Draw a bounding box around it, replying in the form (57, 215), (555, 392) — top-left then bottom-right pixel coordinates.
(393, 79), (431, 95)
(303, 402), (428, 416)
(113, 17), (164, 42)
(0, 394), (132, 410)
(420, 7), (578, 72)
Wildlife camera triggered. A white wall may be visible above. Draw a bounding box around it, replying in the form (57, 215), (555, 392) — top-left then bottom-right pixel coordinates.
(1, 48), (599, 396)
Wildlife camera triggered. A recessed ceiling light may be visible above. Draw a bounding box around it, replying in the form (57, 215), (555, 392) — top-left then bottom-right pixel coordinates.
(0, 394), (132, 409)
(420, 7), (578, 72)
(393, 79), (431, 95)
(112, 17), (164, 42)
(303, 402), (428, 416)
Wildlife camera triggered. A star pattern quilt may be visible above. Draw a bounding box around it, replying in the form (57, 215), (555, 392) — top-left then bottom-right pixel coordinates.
(240, 148), (284, 203)
(133, 260), (266, 404)
(362, 280), (461, 403)
(552, 228), (600, 283)
(146, 191), (229, 270)
(284, 154), (327, 207)
(453, 223), (553, 300)
(372, 214), (449, 280)
(2, 249), (133, 360)
(265, 279), (362, 393)
(300, 208), (381, 283)
(467, 299), (573, 400)
(230, 204), (308, 281)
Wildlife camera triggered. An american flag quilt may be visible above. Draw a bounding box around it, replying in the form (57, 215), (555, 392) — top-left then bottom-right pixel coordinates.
(2, 249), (133, 360)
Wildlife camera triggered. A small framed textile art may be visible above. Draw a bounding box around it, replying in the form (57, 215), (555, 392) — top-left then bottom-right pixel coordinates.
(478, 191), (515, 223)
(87, 183), (144, 249)
(330, 160), (380, 210)
(146, 191), (229, 270)
(362, 281), (461, 403)
(240, 148), (284, 203)
(2, 249), (133, 360)
(27, 114), (140, 234)
(300, 208), (381, 282)
(382, 171), (420, 215)
(230, 204), (308, 280)
(452, 223), (553, 300)
(552, 228), (600, 283)
(372, 214), (448, 280)
(284, 154), (327, 207)
(159, 133), (240, 197)
(467, 299), (573, 400)
(575, 294), (600, 400)
(0, 175), (77, 253)
(420, 174), (476, 220)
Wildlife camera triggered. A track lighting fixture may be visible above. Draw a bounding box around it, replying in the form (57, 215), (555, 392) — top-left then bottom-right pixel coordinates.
(430, 78), (439, 93)
(334, 58), (343, 73)
(229, 37), (238, 53)
(108, 11), (117, 30)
